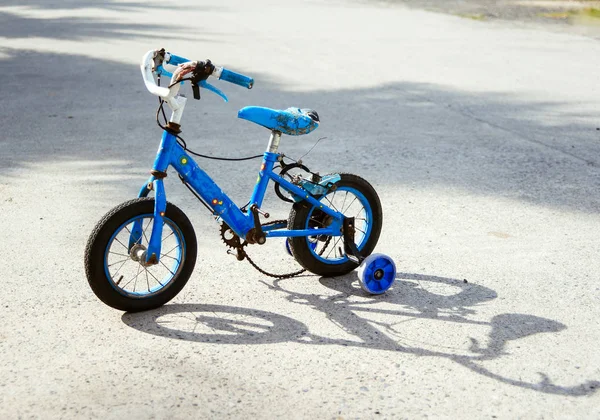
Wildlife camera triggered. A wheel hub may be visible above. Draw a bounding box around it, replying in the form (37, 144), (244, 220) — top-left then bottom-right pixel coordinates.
(130, 244), (146, 261)
(374, 268), (384, 280)
(130, 244), (155, 266)
(310, 212), (333, 242)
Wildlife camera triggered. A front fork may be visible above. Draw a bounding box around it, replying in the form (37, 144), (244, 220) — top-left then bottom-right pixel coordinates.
(129, 129), (180, 265)
(131, 176), (167, 265)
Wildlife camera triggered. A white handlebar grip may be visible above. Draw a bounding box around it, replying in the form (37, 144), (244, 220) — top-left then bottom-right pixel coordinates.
(140, 49), (171, 98)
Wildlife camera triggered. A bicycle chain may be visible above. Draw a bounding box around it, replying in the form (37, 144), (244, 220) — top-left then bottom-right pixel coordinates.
(220, 220), (332, 279)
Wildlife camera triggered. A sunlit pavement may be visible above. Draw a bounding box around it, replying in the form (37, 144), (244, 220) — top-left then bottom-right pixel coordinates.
(1, 1), (599, 418)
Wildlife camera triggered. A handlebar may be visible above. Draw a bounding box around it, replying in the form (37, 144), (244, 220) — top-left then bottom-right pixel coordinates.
(140, 49), (254, 100)
(218, 68), (254, 89)
(140, 49), (171, 98)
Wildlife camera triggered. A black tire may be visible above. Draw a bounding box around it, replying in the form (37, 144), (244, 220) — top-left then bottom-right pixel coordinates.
(84, 197), (197, 312)
(287, 173), (382, 277)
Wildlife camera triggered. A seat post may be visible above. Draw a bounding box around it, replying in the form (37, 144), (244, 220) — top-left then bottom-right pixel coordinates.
(267, 130), (281, 153)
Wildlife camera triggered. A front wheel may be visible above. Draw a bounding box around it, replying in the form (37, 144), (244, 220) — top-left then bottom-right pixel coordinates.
(84, 198), (197, 312)
(287, 173), (382, 277)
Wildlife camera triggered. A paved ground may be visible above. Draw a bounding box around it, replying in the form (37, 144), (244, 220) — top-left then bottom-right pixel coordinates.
(1, 0), (600, 418)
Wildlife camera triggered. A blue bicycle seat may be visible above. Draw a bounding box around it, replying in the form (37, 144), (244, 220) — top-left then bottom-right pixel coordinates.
(238, 106), (319, 136)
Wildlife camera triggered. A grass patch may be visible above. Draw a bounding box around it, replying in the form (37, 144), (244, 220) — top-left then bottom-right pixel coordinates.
(539, 8), (600, 20)
(457, 13), (487, 21)
(539, 11), (570, 19)
(582, 7), (600, 18)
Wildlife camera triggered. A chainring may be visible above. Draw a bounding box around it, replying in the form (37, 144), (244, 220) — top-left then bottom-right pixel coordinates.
(219, 223), (243, 249)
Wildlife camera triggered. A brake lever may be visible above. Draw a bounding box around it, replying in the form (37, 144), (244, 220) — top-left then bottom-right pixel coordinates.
(199, 80), (228, 102)
(157, 64), (228, 102)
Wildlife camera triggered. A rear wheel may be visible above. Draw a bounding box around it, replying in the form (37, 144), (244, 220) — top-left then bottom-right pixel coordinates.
(84, 198), (197, 312)
(287, 173), (382, 276)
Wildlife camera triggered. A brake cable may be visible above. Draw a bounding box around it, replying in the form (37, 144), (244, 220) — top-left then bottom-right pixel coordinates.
(156, 76), (263, 162)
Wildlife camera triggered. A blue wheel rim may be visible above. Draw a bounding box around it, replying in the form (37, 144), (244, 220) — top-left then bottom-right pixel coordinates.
(103, 214), (186, 298)
(304, 186), (373, 265)
(363, 257), (395, 294)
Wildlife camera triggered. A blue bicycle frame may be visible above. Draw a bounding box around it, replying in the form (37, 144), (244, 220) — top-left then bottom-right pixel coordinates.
(135, 129), (344, 264)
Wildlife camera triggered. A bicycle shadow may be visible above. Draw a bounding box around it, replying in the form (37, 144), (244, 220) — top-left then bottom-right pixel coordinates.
(122, 272), (599, 397)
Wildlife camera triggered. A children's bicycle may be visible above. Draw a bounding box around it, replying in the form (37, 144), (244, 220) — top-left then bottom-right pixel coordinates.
(84, 49), (397, 312)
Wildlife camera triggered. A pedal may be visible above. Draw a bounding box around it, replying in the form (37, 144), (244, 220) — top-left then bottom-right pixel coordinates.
(255, 207), (270, 219)
(227, 248), (245, 261)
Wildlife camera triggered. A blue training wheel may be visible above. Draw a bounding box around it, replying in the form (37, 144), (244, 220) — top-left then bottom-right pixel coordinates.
(286, 237), (317, 257)
(357, 253), (397, 294)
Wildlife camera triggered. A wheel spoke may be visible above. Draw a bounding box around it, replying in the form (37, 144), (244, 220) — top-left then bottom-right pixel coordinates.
(145, 267), (151, 292)
(133, 263), (141, 292)
(163, 244), (180, 257)
(161, 254), (179, 261)
(340, 191), (348, 214)
(342, 196), (358, 214)
(121, 263), (143, 290)
(109, 251), (131, 258)
(162, 228), (175, 242)
(159, 260), (176, 276)
(113, 237), (128, 250)
(108, 257), (130, 267)
(123, 225), (142, 245)
(141, 218), (151, 245)
(354, 208), (366, 220)
(145, 268), (165, 287)
(111, 258), (130, 279)
(134, 262), (144, 292)
(326, 237), (342, 259)
(323, 195), (339, 212)
(325, 241), (335, 258)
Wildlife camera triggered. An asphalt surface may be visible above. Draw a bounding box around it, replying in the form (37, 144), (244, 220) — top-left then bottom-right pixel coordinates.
(1, 0), (600, 418)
